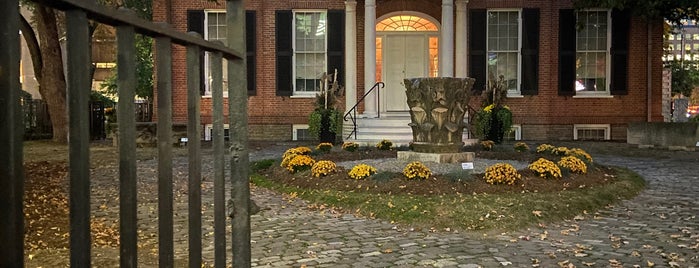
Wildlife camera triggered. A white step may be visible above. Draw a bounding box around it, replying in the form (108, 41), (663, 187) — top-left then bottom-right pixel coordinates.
(343, 116), (478, 147)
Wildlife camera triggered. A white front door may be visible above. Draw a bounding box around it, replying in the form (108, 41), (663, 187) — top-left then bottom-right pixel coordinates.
(382, 34), (428, 113)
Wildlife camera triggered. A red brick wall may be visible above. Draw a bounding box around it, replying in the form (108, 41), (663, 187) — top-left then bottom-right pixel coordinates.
(153, 0), (665, 141)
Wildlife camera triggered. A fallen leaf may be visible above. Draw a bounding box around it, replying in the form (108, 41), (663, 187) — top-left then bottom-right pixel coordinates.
(532, 210), (543, 217)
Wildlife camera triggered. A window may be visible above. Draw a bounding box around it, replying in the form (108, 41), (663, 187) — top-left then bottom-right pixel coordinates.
(293, 11), (327, 95)
(292, 125), (313, 141)
(574, 124), (610, 140)
(470, 9), (538, 95)
(204, 124), (230, 141)
(487, 10), (521, 93)
(275, 10), (343, 97)
(575, 10), (610, 93)
(375, 15), (440, 79)
(505, 124), (522, 141)
(204, 11), (228, 96)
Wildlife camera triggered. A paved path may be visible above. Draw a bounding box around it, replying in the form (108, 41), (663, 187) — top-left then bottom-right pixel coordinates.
(244, 153), (699, 267)
(33, 145), (695, 267)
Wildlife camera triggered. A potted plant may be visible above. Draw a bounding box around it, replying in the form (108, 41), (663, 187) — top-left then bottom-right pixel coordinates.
(308, 70), (344, 143)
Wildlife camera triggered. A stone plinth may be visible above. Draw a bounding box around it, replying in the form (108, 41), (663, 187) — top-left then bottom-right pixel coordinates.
(397, 151), (474, 164)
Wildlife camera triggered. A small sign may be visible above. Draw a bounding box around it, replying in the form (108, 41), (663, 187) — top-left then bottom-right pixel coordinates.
(180, 137), (189, 143)
(461, 162), (474, 170)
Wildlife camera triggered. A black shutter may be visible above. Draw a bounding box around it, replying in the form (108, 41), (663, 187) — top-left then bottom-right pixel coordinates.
(275, 10), (293, 96)
(610, 9), (630, 95)
(187, 10), (206, 95)
(558, 9), (576, 96)
(327, 10), (345, 86)
(469, 9), (487, 94)
(521, 8), (539, 95)
(246, 11), (257, 96)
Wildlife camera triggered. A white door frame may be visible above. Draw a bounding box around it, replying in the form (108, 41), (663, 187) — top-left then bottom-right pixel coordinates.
(375, 12), (441, 117)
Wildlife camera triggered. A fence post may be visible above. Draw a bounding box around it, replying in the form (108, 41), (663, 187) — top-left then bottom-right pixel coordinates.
(186, 34), (203, 268)
(226, 0), (252, 266)
(0, 1), (25, 266)
(155, 34), (175, 268)
(116, 9), (138, 267)
(211, 48), (227, 267)
(65, 8), (93, 267)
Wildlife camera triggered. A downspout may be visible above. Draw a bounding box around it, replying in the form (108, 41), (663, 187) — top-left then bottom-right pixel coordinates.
(647, 22), (652, 122)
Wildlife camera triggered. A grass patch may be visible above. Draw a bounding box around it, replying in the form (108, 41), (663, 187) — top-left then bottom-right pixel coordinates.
(251, 166), (645, 232)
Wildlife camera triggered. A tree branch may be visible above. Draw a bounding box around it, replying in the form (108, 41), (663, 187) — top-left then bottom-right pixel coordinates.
(19, 13), (43, 81)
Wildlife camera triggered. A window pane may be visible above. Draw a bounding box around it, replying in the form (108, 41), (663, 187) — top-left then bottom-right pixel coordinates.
(294, 11), (327, 93)
(488, 52), (518, 91)
(487, 11), (520, 92)
(576, 11), (608, 92)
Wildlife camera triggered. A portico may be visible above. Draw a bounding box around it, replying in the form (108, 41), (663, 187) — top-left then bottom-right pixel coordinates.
(343, 0), (470, 141)
(345, 0), (468, 118)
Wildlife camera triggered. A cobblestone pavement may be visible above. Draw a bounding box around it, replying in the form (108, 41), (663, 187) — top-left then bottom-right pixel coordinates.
(242, 154), (699, 268)
(29, 144), (698, 267)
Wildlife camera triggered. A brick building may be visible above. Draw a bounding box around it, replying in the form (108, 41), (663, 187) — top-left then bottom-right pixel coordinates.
(152, 0), (665, 142)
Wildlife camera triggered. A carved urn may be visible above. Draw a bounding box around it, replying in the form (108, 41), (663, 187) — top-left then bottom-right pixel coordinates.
(403, 77), (475, 153)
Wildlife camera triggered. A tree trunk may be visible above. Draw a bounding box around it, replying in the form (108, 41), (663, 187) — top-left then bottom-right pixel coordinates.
(35, 6), (69, 143)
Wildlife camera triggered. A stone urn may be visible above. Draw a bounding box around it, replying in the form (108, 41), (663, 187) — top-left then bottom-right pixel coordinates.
(403, 77), (475, 153)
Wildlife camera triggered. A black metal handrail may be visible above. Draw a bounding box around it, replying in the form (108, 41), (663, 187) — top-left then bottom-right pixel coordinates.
(343, 81), (385, 140)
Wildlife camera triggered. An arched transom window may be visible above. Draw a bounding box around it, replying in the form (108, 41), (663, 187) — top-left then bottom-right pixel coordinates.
(376, 15), (438, 31)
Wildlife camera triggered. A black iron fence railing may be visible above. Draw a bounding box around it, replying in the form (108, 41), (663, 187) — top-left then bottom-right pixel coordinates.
(343, 81), (385, 140)
(1, 0), (251, 267)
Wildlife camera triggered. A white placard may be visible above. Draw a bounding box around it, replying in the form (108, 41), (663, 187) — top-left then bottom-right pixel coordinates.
(461, 162), (474, 170)
(180, 137), (189, 143)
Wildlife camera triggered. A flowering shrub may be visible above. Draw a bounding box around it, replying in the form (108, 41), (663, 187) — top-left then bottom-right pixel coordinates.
(566, 148), (593, 163)
(316, 142), (333, 153)
(342, 142), (359, 152)
(528, 158), (562, 179)
(376, 139), (393, 150)
(282, 146), (312, 160)
(281, 146), (313, 169)
(551, 146), (569, 156)
(311, 160), (337, 177)
(285, 155), (315, 173)
(348, 164), (377, 180)
(514, 142), (529, 152)
(484, 163), (521, 185)
(536, 144), (555, 153)
(480, 140), (495, 151)
(558, 156), (587, 174)
(403, 161), (432, 180)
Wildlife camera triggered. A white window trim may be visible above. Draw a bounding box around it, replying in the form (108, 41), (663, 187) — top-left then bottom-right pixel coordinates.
(573, 124), (610, 140)
(292, 10), (328, 97)
(575, 9), (612, 97)
(204, 123), (230, 141)
(204, 9), (228, 98)
(486, 9), (522, 96)
(292, 124), (310, 141)
(510, 124), (522, 140)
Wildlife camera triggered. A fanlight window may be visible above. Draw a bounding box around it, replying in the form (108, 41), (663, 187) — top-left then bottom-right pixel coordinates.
(376, 15), (438, 31)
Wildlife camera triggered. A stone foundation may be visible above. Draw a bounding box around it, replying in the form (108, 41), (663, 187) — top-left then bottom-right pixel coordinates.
(397, 151), (474, 163)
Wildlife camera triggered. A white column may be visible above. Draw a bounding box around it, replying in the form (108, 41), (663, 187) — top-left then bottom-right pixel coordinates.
(344, 0), (358, 137)
(363, 0), (378, 118)
(440, 0), (455, 77)
(455, 0), (469, 78)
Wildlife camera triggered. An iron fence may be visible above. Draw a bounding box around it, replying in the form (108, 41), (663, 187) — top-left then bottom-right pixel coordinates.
(1, 0), (251, 267)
